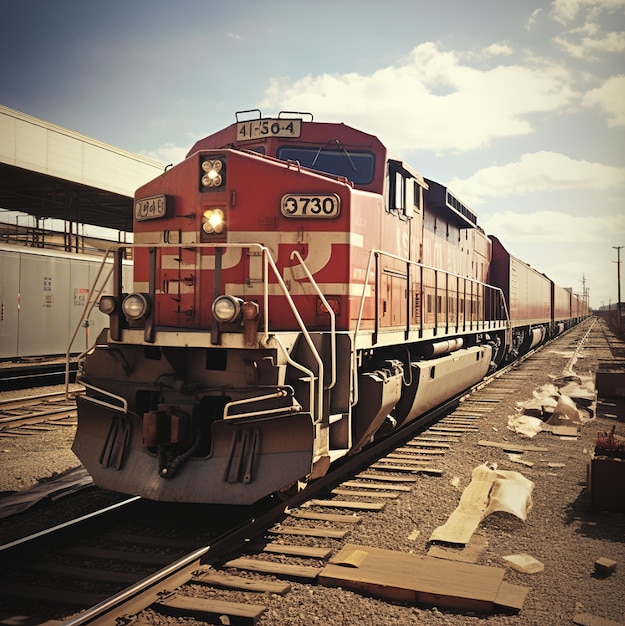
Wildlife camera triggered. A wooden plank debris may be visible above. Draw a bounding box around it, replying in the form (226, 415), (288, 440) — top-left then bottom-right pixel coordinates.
(318, 543), (527, 613)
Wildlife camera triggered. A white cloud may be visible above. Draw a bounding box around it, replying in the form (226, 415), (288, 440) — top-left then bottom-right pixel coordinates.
(261, 43), (576, 154)
(551, 0), (625, 24)
(583, 75), (625, 126)
(142, 142), (188, 165)
(554, 24), (625, 58)
(448, 152), (625, 204)
(480, 209), (623, 306)
(551, 0), (625, 58)
(481, 209), (624, 243)
(525, 8), (543, 31)
(481, 43), (514, 56)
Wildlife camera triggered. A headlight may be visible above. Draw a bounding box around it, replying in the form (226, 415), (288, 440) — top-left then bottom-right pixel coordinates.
(202, 208), (225, 234)
(201, 158), (225, 188)
(122, 293), (150, 321)
(98, 296), (117, 315)
(212, 295), (243, 323)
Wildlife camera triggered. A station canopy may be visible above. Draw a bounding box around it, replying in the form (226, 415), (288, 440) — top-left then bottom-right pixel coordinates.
(0, 105), (166, 233)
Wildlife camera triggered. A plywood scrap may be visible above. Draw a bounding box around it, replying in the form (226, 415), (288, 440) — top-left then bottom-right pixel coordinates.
(502, 553), (544, 573)
(319, 543), (528, 614)
(430, 463), (534, 545)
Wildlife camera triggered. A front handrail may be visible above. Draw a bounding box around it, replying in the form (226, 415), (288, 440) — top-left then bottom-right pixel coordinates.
(67, 241), (326, 425)
(64, 259), (116, 397)
(289, 250), (336, 390)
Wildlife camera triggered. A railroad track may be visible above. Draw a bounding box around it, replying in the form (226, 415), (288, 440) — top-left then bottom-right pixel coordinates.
(0, 319), (608, 625)
(0, 359), (79, 392)
(0, 390), (79, 430)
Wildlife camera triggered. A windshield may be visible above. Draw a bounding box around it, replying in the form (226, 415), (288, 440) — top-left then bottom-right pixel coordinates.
(277, 146), (375, 184)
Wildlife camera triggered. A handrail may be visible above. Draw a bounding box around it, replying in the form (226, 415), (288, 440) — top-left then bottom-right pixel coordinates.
(269, 334), (318, 423)
(260, 247), (325, 424)
(223, 389), (302, 420)
(64, 254), (116, 397)
(68, 241), (326, 426)
(353, 248), (512, 352)
(80, 380), (128, 413)
(289, 250), (336, 390)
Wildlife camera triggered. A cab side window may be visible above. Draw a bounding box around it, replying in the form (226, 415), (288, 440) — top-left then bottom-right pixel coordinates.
(387, 161), (420, 219)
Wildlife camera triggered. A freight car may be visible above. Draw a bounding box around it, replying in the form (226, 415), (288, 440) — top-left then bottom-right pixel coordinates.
(489, 236), (587, 360)
(0, 244), (132, 361)
(72, 111), (587, 505)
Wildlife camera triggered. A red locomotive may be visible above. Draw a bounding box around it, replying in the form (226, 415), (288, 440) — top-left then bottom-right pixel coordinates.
(72, 111), (588, 504)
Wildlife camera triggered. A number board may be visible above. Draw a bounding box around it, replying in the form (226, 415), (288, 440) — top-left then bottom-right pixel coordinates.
(135, 195), (167, 221)
(281, 194), (340, 218)
(237, 119), (301, 141)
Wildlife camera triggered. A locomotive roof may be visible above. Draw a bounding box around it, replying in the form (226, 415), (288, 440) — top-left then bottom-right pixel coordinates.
(186, 117), (385, 158)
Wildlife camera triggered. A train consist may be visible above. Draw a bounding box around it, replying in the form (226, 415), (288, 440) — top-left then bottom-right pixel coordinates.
(72, 111), (588, 504)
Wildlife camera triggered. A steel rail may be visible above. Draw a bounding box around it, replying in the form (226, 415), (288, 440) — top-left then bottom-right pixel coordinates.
(51, 320), (591, 624)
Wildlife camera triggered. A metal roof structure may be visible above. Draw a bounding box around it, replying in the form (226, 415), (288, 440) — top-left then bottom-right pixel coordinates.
(0, 105), (166, 233)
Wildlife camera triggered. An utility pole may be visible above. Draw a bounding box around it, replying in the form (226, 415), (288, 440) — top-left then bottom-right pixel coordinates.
(614, 246), (623, 330)
(581, 274), (588, 313)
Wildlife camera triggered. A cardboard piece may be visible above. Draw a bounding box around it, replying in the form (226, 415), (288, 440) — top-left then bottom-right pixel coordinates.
(319, 543), (528, 613)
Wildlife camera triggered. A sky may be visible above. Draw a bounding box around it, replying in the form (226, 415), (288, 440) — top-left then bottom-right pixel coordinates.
(1, 0), (624, 309)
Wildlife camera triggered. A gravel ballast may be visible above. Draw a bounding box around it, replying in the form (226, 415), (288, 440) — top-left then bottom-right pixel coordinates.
(1, 320), (624, 625)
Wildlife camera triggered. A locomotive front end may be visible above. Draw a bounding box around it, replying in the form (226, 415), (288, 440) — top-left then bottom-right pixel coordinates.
(72, 119), (355, 504)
